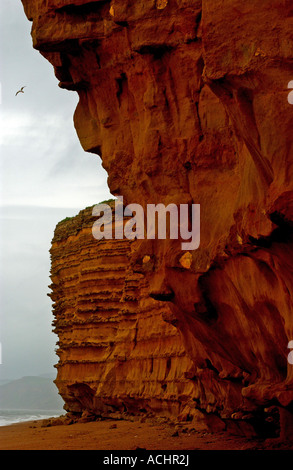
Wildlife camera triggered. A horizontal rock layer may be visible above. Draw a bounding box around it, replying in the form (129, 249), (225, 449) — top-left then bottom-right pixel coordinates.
(49, 205), (197, 421)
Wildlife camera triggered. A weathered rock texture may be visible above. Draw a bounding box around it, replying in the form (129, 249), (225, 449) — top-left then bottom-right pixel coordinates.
(22, 0), (293, 439)
(49, 205), (197, 422)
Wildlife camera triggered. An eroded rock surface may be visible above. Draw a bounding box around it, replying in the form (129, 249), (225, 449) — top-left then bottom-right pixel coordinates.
(22, 0), (293, 439)
(49, 205), (197, 422)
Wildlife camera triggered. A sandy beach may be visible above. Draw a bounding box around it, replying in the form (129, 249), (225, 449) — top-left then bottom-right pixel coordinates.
(0, 416), (292, 451)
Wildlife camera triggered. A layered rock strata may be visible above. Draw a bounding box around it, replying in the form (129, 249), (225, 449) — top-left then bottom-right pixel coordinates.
(49, 204), (196, 421)
(22, 0), (293, 439)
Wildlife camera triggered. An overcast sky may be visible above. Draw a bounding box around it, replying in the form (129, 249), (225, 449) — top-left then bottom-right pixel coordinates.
(0, 0), (112, 380)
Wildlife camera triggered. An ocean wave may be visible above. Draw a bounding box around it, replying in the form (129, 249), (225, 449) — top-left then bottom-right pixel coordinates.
(0, 409), (64, 427)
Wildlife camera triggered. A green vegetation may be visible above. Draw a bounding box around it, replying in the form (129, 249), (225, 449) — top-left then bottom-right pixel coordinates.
(56, 199), (115, 229)
(59, 216), (74, 224)
(97, 198), (115, 205)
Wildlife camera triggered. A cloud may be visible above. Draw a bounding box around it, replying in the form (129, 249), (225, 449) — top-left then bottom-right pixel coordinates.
(0, 1), (111, 208)
(0, 108), (110, 208)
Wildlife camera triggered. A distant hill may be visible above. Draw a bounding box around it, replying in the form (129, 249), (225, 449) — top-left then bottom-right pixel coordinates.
(0, 379), (13, 386)
(0, 376), (64, 410)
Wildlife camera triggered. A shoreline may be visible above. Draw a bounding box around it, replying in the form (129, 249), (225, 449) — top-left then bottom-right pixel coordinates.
(1, 417), (292, 451)
(0, 411), (65, 428)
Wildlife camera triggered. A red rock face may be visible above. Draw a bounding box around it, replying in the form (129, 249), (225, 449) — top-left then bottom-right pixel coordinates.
(22, 1), (293, 438)
(49, 206), (197, 422)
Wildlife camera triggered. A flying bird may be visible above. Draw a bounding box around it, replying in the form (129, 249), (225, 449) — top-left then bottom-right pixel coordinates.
(15, 86), (26, 96)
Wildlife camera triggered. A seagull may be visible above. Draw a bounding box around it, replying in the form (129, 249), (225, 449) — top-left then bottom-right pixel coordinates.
(15, 86), (26, 96)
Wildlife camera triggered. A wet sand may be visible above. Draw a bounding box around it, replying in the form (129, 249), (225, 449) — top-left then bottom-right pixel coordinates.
(0, 417), (291, 451)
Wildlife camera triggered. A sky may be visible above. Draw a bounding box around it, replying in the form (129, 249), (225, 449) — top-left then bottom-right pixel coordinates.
(0, 0), (112, 380)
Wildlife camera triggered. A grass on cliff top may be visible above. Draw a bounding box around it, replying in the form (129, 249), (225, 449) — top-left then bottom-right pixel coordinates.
(57, 199), (115, 225)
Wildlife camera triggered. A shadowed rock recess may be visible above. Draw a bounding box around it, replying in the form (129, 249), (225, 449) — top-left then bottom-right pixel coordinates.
(22, 0), (293, 440)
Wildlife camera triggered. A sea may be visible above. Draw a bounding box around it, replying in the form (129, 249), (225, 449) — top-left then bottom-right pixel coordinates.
(0, 409), (64, 427)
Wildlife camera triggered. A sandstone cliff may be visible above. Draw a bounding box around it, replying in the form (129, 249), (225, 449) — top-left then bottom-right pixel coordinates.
(22, 0), (293, 440)
(49, 204), (197, 422)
